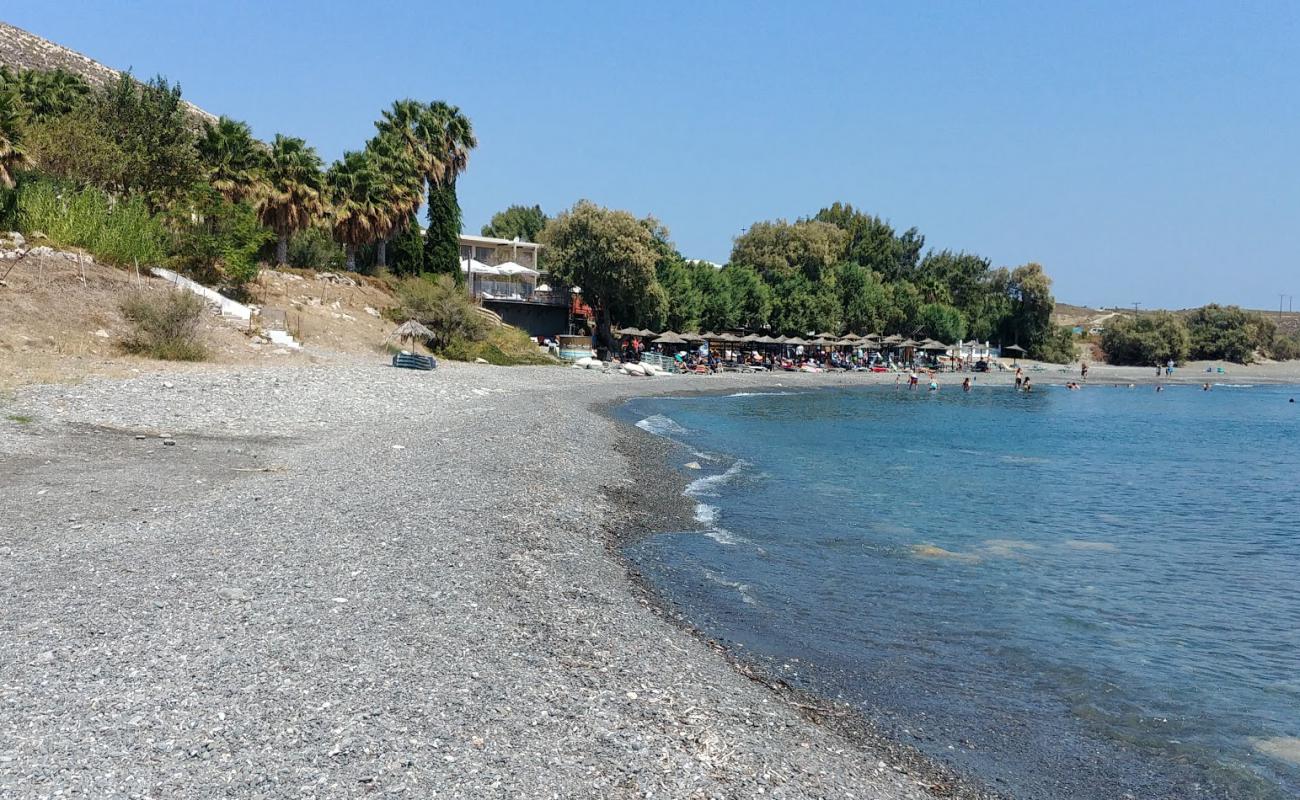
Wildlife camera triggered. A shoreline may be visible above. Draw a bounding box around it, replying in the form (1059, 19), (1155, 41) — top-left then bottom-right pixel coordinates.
(597, 394), (1010, 799)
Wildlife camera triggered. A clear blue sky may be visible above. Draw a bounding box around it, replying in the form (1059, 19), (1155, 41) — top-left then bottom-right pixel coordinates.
(8, 1), (1298, 309)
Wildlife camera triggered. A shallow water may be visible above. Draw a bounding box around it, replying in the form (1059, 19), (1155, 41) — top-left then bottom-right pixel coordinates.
(620, 384), (1300, 799)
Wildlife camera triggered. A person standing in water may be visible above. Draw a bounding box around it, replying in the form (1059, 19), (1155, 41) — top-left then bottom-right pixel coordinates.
(962, 377), (972, 392)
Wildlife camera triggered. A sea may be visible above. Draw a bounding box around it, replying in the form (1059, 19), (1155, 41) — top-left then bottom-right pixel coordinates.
(619, 382), (1300, 799)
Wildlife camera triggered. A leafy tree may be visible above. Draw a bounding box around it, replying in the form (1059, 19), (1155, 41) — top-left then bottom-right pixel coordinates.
(1101, 313), (1191, 365)
(1001, 263), (1059, 359)
(540, 200), (661, 349)
(694, 262), (737, 332)
(0, 92), (30, 188)
(284, 226), (344, 270)
(721, 264), (772, 331)
(197, 116), (267, 203)
(916, 302), (968, 342)
(888, 280), (924, 334)
(256, 134), (325, 265)
(834, 262), (892, 335)
(481, 204), (548, 241)
(387, 212), (426, 276)
(89, 74), (201, 209)
(395, 274), (489, 350)
(656, 254), (703, 332)
(769, 274), (840, 335)
(815, 202), (923, 281)
(730, 219), (849, 283)
(23, 110), (127, 190)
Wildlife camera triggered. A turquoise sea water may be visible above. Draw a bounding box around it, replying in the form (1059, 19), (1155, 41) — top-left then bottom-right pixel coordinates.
(620, 384), (1300, 799)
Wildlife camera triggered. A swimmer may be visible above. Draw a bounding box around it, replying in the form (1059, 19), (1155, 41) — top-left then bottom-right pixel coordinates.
(929, 380), (938, 391)
(1156, 385), (1164, 392)
(1203, 383), (1211, 391)
(962, 377), (972, 392)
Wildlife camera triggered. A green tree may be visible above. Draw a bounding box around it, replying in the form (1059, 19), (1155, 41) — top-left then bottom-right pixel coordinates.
(422, 102), (476, 284)
(387, 212), (426, 276)
(256, 134), (325, 266)
(1185, 304), (1274, 364)
(832, 263), (891, 334)
(364, 130), (424, 269)
(693, 262), (737, 332)
(730, 219), (849, 283)
(169, 183), (271, 291)
(326, 150), (383, 271)
(656, 254), (703, 332)
(0, 67), (90, 120)
(23, 109), (128, 190)
(481, 204), (548, 241)
(1101, 313), (1191, 365)
(90, 74), (201, 209)
(0, 92), (30, 188)
(814, 202), (923, 281)
(917, 302), (968, 342)
(721, 264), (772, 331)
(540, 200), (662, 349)
(1001, 263), (1058, 359)
(197, 116), (267, 204)
(769, 274), (840, 335)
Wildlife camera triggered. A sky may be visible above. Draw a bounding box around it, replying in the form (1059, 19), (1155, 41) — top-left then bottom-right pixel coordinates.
(7, 1), (1299, 310)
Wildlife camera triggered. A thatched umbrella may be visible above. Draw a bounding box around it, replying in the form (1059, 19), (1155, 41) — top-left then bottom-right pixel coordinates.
(614, 326), (640, 336)
(921, 340), (949, 352)
(882, 334), (904, 345)
(682, 331), (705, 343)
(637, 328), (657, 337)
(387, 319), (435, 351)
(1003, 344), (1026, 365)
(739, 333), (760, 343)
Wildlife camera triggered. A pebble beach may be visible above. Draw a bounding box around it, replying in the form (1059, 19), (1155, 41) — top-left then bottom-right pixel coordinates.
(3, 358), (1298, 798)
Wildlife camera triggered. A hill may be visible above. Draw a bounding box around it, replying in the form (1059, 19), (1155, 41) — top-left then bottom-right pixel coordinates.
(0, 19), (216, 124)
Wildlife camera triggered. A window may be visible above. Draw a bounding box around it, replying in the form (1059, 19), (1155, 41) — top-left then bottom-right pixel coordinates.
(459, 245), (473, 259)
(475, 246), (494, 263)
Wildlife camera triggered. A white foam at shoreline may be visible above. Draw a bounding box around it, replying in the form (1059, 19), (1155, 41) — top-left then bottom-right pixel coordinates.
(685, 460), (747, 497)
(635, 413), (688, 437)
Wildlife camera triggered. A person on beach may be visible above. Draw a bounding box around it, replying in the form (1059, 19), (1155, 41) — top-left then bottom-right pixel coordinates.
(1080, 361), (1089, 380)
(1166, 358), (1175, 376)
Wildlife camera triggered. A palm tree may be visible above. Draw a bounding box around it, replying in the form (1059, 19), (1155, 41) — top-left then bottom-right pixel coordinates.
(326, 150), (384, 271)
(198, 116), (267, 203)
(365, 131), (423, 269)
(426, 101), (476, 187)
(256, 134), (325, 265)
(421, 102), (476, 279)
(0, 92), (31, 189)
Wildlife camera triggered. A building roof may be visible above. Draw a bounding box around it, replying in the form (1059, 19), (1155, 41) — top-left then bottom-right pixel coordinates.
(457, 233), (543, 249)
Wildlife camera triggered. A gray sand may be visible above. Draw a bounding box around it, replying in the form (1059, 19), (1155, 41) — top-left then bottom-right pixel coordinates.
(2, 363), (952, 799)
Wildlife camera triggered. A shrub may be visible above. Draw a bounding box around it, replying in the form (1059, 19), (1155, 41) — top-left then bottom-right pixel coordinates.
(394, 275), (488, 350)
(118, 289), (209, 361)
(1185, 304), (1274, 364)
(16, 178), (168, 265)
(1101, 313), (1190, 365)
(1033, 325), (1078, 364)
(168, 184), (270, 293)
(1270, 334), (1300, 361)
(284, 226), (344, 270)
(441, 325), (558, 365)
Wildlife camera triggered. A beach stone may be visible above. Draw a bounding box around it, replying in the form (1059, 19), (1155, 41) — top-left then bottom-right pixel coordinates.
(216, 587), (251, 603)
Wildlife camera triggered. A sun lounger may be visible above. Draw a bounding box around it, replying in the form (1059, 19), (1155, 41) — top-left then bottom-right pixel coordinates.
(392, 352), (436, 370)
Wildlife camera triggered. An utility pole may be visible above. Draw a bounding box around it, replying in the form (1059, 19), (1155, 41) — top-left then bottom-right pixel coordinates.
(1282, 293), (1287, 322)
(1131, 302), (1141, 314)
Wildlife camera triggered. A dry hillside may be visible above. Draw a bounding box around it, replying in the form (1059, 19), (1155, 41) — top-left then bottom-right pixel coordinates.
(0, 19), (216, 123)
(0, 241), (410, 392)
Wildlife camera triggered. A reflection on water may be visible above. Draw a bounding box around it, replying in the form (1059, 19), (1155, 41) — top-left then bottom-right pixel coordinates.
(622, 384), (1300, 800)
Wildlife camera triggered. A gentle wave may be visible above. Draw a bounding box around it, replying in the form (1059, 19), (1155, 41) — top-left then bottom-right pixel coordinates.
(635, 413), (688, 437)
(685, 460), (748, 498)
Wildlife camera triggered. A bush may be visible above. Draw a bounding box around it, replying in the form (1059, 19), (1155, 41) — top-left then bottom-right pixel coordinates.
(441, 325), (558, 365)
(1101, 313), (1190, 365)
(16, 178), (168, 265)
(118, 289), (209, 361)
(284, 226), (344, 271)
(168, 184), (270, 293)
(1033, 325), (1078, 363)
(1185, 304), (1273, 364)
(394, 275), (488, 350)
(1270, 334), (1300, 361)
